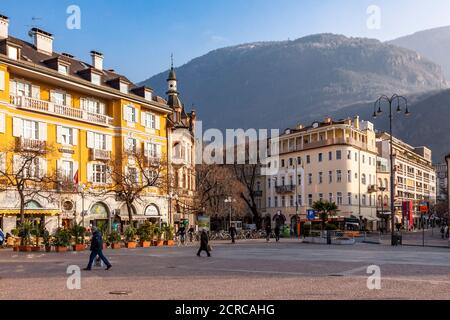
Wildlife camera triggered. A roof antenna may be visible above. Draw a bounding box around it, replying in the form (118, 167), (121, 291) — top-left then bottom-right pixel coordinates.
(171, 53), (174, 69)
(26, 17), (43, 37)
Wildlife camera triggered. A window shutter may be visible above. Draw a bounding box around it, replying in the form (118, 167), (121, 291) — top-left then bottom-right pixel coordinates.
(106, 135), (113, 151)
(0, 71), (4, 91)
(39, 158), (47, 178)
(99, 102), (105, 115)
(50, 90), (56, 103)
(72, 128), (78, 146)
(38, 122), (47, 141)
(73, 161), (79, 182)
(31, 85), (40, 99)
(0, 152), (5, 173)
(9, 80), (16, 95)
(157, 144), (162, 158)
(135, 138), (141, 153)
(106, 166), (112, 184)
(135, 109), (139, 124)
(13, 154), (21, 174)
(56, 126), (62, 144)
(12, 117), (22, 137)
(87, 163), (93, 182)
(123, 105), (128, 121)
(155, 116), (160, 130)
(65, 94), (72, 107)
(0, 112), (5, 133)
(143, 142), (148, 156)
(87, 131), (94, 149)
(141, 112), (146, 127)
(80, 98), (86, 110)
(56, 160), (62, 179)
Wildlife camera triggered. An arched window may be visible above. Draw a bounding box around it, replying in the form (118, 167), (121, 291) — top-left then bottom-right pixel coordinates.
(361, 174), (367, 185)
(25, 200), (42, 209)
(384, 179), (389, 191)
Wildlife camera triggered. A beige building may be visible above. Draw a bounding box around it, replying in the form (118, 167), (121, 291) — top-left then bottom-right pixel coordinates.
(264, 116), (379, 230)
(377, 132), (436, 228)
(446, 155), (450, 214)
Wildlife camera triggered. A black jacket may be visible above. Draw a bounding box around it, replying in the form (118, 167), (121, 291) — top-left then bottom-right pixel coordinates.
(200, 232), (209, 249)
(90, 231), (103, 252)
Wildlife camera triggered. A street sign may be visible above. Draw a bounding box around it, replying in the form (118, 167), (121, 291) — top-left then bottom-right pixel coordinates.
(419, 202), (428, 213)
(307, 209), (316, 220)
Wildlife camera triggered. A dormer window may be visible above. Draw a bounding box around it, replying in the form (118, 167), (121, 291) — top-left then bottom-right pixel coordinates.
(144, 90), (152, 101)
(120, 82), (129, 94)
(91, 73), (101, 85)
(58, 64), (69, 75)
(7, 45), (18, 60)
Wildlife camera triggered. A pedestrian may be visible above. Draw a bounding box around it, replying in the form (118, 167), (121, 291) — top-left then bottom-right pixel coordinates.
(441, 226), (445, 239)
(229, 224), (237, 244)
(0, 228), (4, 247)
(274, 225), (281, 242)
(83, 226), (112, 271)
(188, 226), (195, 243)
(265, 224), (272, 242)
(445, 225), (449, 239)
(177, 225), (186, 245)
(197, 230), (211, 257)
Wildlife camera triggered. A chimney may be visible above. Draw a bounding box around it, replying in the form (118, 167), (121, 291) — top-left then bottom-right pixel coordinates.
(354, 115), (360, 130)
(91, 51), (103, 71)
(324, 116), (332, 124)
(0, 15), (8, 39)
(31, 28), (53, 55)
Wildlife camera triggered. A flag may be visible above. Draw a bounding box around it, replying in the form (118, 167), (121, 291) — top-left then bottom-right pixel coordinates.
(73, 170), (79, 184)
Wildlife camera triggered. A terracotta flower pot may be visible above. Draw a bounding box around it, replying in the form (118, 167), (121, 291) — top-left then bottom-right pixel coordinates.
(72, 244), (85, 252)
(55, 246), (68, 253)
(141, 241), (151, 248)
(155, 240), (164, 247)
(164, 240), (175, 246)
(45, 246), (52, 252)
(126, 242), (137, 249)
(19, 245), (32, 252)
(111, 243), (121, 249)
(31, 246), (41, 252)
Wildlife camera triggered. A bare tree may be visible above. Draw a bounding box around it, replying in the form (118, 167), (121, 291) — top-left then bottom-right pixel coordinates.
(93, 149), (168, 224)
(0, 141), (57, 223)
(233, 163), (261, 227)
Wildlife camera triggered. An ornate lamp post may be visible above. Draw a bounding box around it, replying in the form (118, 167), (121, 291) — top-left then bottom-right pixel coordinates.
(373, 94), (410, 246)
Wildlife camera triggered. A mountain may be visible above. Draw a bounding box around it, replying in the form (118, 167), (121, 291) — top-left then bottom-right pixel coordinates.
(142, 33), (447, 132)
(331, 89), (450, 162)
(389, 26), (450, 80)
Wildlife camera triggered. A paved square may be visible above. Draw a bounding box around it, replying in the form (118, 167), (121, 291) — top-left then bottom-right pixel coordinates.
(0, 240), (449, 300)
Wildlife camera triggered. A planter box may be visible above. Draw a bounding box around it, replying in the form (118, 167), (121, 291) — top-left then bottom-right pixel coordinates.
(45, 246), (52, 252)
(19, 245), (32, 252)
(164, 240), (175, 246)
(126, 242), (137, 249)
(155, 240), (164, 247)
(141, 241), (151, 248)
(55, 246), (68, 253)
(72, 244), (85, 252)
(111, 243), (121, 250)
(31, 246), (41, 252)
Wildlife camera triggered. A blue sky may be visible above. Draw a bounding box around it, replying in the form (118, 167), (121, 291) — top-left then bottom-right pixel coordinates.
(2, 0), (450, 82)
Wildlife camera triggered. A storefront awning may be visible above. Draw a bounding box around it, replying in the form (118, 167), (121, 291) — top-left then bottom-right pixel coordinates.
(0, 209), (60, 216)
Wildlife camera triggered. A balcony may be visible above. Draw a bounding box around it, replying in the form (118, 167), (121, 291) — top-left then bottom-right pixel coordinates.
(89, 148), (111, 161)
(275, 185), (295, 194)
(10, 95), (113, 127)
(171, 156), (188, 166)
(15, 137), (46, 153)
(368, 185), (377, 193)
(296, 137), (369, 153)
(254, 190), (263, 197)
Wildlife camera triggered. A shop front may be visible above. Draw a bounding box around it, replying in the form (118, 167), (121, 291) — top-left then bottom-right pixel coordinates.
(88, 202), (111, 232)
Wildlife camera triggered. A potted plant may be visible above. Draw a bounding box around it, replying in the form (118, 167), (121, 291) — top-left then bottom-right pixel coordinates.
(71, 224), (86, 251)
(125, 226), (137, 249)
(164, 225), (175, 246)
(42, 229), (52, 252)
(11, 228), (19, 251)
(98, 223), (109, 249)
(18, 220), (33, 252)
(137, 222), (153, 247)
(30, 224), (44, 252)
(52, 228), (71, 252)
(153, 226), (164, 246)
(108, 231), (122, 249)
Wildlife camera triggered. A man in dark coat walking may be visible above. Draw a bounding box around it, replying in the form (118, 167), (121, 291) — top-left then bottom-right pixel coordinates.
(229, 224), (237, 244)
(84, 227), (112, 271)
(197, 230), (211, 257)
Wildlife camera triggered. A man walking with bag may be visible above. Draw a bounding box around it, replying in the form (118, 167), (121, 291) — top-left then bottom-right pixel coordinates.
(84, 227), (112, 271)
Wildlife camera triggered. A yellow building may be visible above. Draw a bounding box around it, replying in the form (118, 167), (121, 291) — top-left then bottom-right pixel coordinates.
(0, 15), (194, 233)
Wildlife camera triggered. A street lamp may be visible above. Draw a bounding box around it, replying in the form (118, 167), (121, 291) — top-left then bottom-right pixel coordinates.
(77, 184), (87, 227)
(224, 196), (235, 230)
(378, 186), (386, 232)
(373, 94), (410, 246)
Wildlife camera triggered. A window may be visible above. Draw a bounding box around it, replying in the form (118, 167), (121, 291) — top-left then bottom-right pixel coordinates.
(268, 197), (271, 208)
(126, 138), (137, 153)
(61, 160), (73, 180)
(306, 155), (310, 164)
(308, 194), (313, 207)
(268, 178), (271, 189)
(289, 176), (293, 186)
(146, 142), (158, 158)
(362, 155), (365, 164)
(93, 164), (107, 184)
(318, 153), (323, 162)
(144, 91), (152, 101)
(281, 159), (285, 167)
(329, 171), (333, 183)
(94, 133), (106, 150)
(24, 158), (40, 178)
(289, 158), (293, 166)
(329, 193), (333, 203)
(125, 106), (137, 123)
(355, 152), (357, 161)
(362, 174), (367, 185)
(347, 170), (352, 183)
(369, 157), (372, 166)
(51, 91), (71, 106)
(337, 192), (343, 205)
(58, 64), (69, 75)
(336, 150), (342, 160)
(319, 193), (323, 201)
(81, 98), (105, 115)
(328, 151), (332, 161)
(297, 157), (302, 165)
(120, 82), (129, 94)
(348, 193), (352, 205)
(274, 196), (278, 208)
(7, 45), (18, 60)
(298, 195), (302, 206)
(281, 176), (285, 186)
(60, 127), (73, 145)
(362, 194), (367, 206)
(23, 120), (39, 140)
(10, 80), (31, 97)
(336, 170), (342, 183)
(297, 174), (302, 185)
(308, 173), (312, 185)
(319, 172), (323, 184)
(290, 195), (294, 207)
(128, 167), (138, 183)
(274, 177), (278, 187)
(91, 73), (101, 85)
(347, 150), (351, 160)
